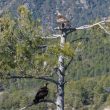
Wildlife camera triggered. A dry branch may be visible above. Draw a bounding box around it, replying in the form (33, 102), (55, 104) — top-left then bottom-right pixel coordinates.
(19, 99), (56, 110)
(0, 74), (58, 85)
(76, 19), (110, 35)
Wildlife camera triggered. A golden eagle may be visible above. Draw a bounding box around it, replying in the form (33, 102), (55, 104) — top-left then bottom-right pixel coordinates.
(33, 83), (49, 104)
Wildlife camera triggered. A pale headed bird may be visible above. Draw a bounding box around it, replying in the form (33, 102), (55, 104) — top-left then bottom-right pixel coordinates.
(55, 10), (70, 28)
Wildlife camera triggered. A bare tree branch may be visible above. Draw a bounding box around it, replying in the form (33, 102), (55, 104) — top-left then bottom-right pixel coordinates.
(37, 99), (56, 105)
(35, 76), (58, 84)
(1, 74), (58, 85)
(76, 20), (106, 29)
(41, 19), (110, 41)
(19, 99), (56, 110)
(76, 19), (110, 35)
(41, 34), (61, 39)
(54, 27), (76, 35)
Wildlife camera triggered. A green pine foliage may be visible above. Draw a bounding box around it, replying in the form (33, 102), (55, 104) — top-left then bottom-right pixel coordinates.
(0, 5), (110, 110)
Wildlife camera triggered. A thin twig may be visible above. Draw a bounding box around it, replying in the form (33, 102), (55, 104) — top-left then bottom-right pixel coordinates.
(65, 57), (74, 71)
(98, 24), (110, 35)
(70, 37), (89, 43)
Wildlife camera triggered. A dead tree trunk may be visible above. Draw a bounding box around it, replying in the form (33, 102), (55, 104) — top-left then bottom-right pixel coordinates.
(56, 31), (66, 110)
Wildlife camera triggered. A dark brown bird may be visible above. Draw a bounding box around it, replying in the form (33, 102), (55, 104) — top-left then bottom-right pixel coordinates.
(33, 83), (49, 104)
(56, 10), (70, 28)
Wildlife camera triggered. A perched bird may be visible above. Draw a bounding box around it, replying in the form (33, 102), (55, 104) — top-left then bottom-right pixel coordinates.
(20, 83), (49, 109)
(56, 10), (70, 28)
(19, 83), (49, 110)
(33, 83), (49, 104)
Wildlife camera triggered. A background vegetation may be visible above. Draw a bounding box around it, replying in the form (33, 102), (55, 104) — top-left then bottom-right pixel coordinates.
(0, 3), (110, 110)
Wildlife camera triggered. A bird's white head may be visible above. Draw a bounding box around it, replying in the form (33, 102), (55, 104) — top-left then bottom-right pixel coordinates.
(55, 10), (62, 16)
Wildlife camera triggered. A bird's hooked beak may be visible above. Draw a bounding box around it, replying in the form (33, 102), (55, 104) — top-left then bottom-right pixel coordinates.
(55, 12), (57, 15)
(55, 10), (60, 15)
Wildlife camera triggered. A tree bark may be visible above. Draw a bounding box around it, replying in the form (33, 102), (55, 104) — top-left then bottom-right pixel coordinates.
(56, 34), (66, 110)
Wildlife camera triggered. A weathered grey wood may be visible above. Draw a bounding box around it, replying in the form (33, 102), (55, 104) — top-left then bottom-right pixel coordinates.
(56, 32), (66, 110)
